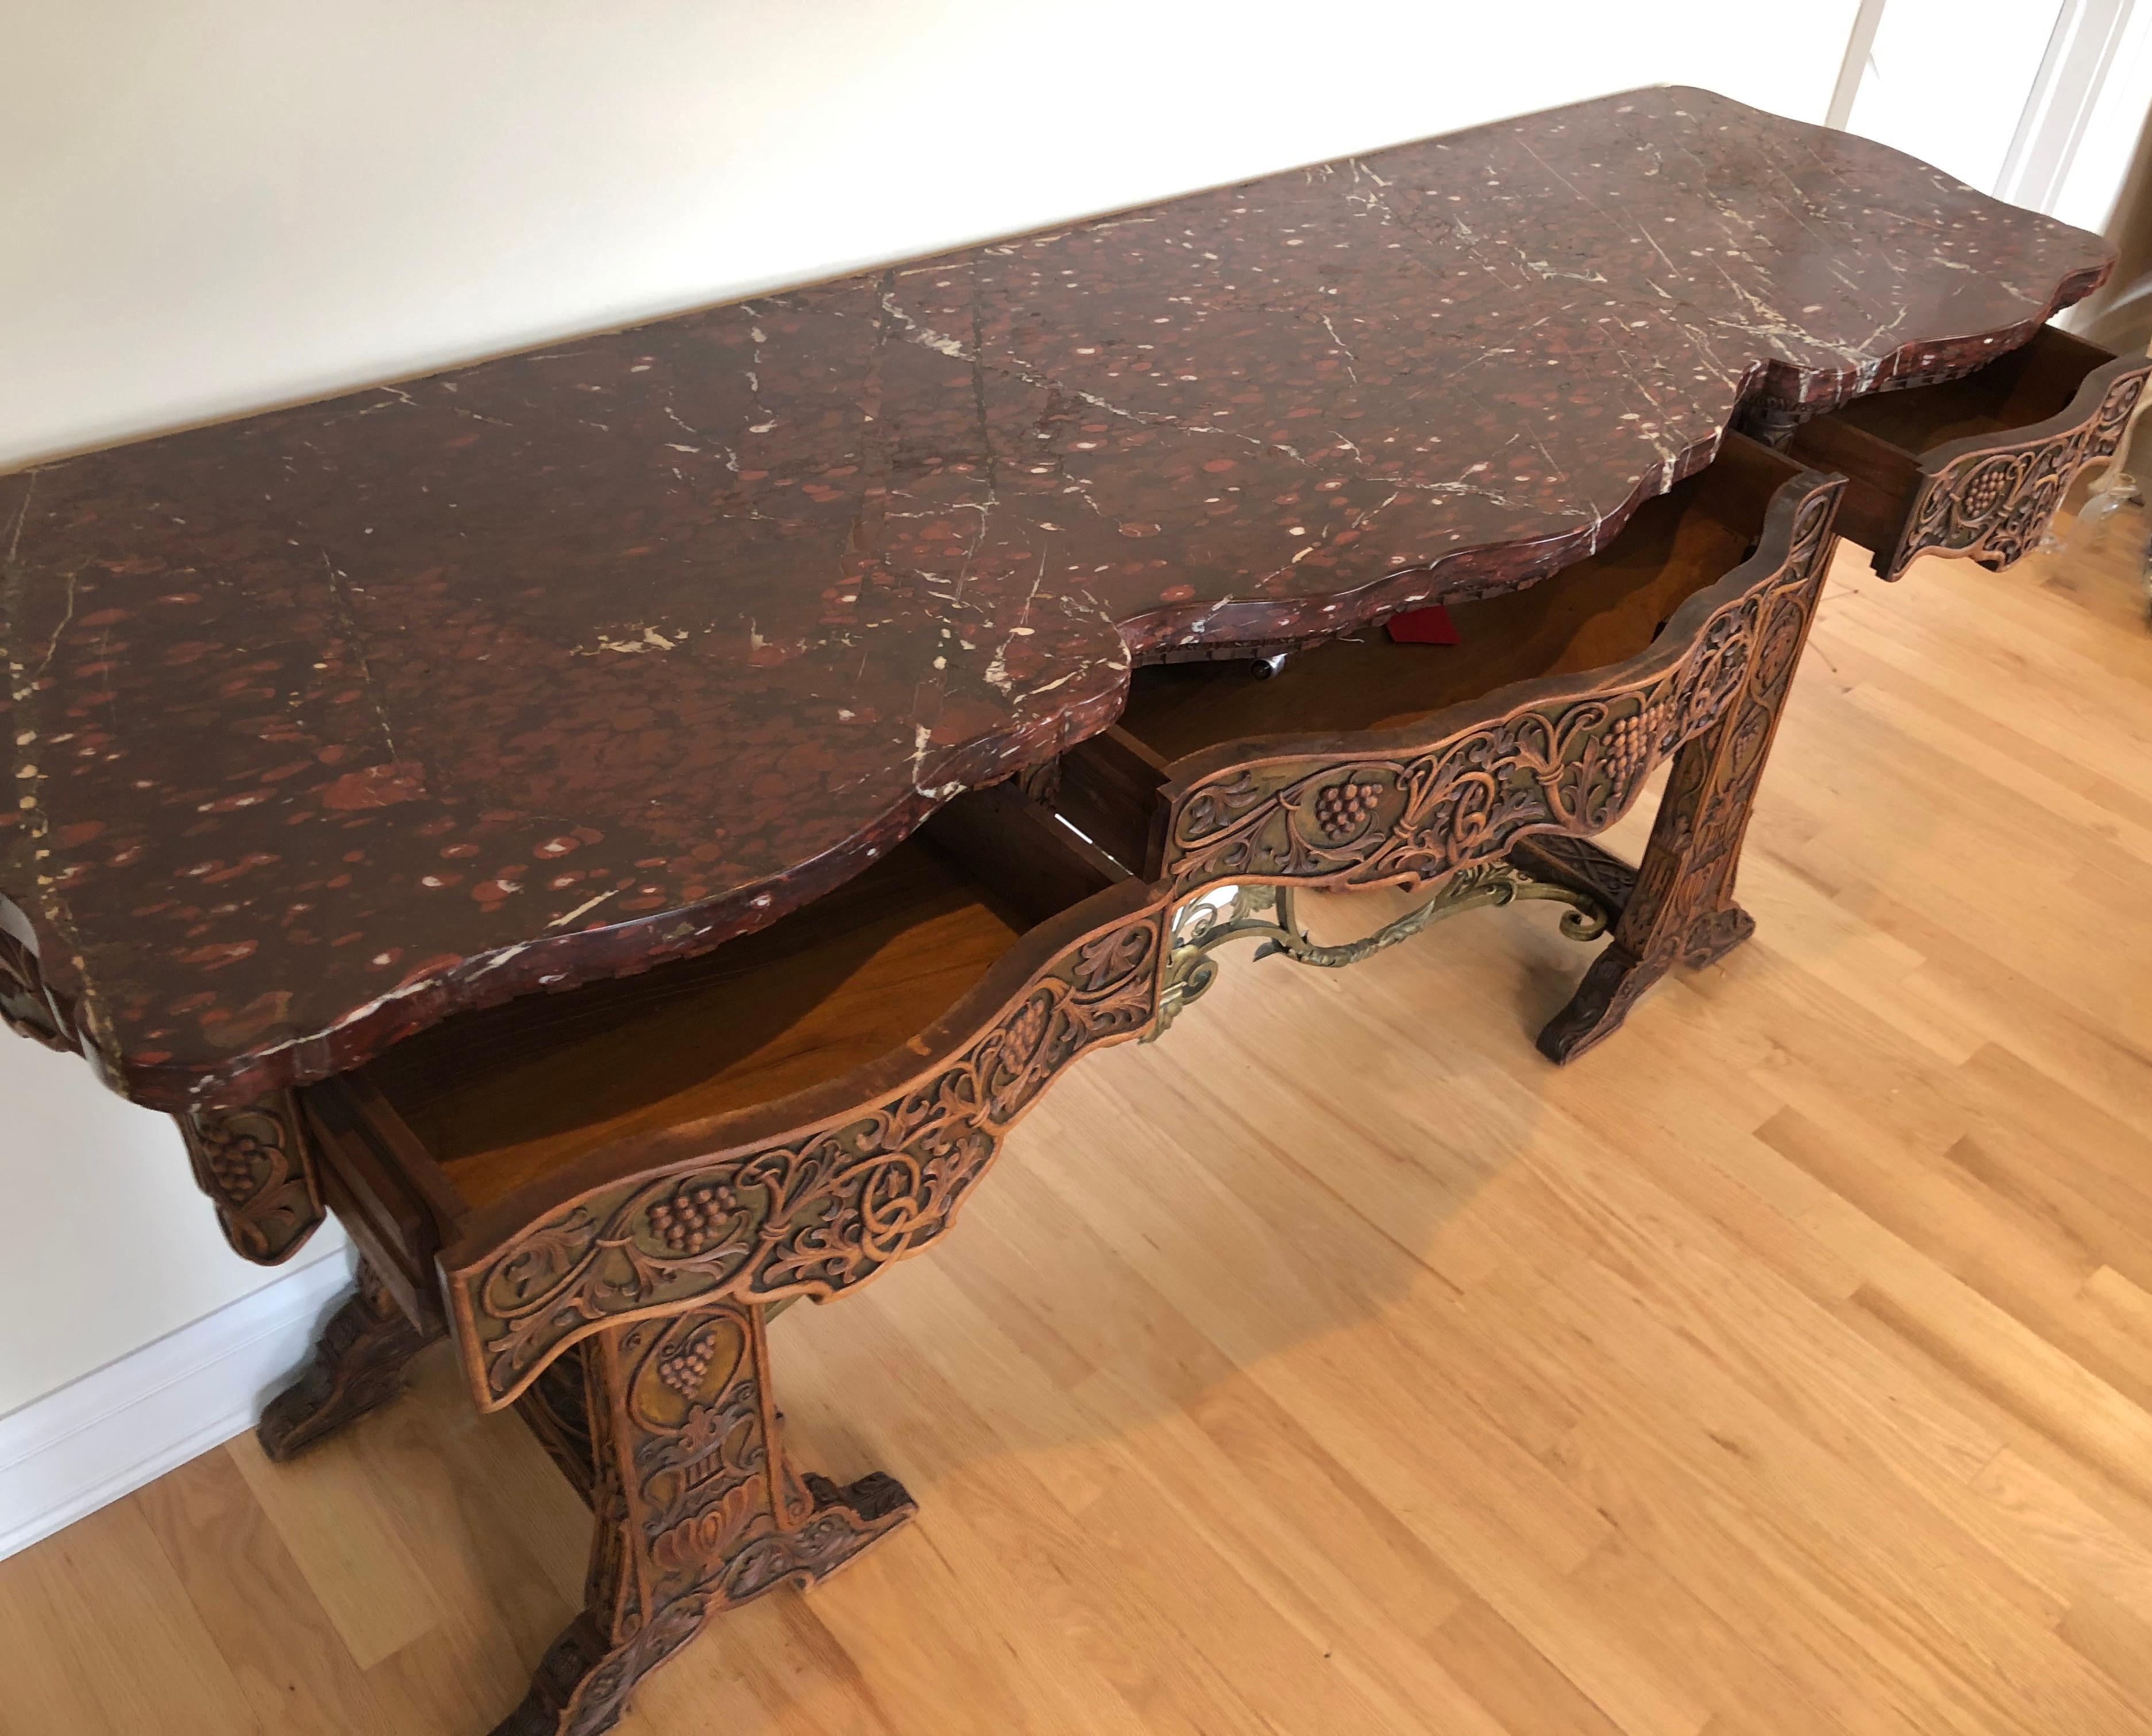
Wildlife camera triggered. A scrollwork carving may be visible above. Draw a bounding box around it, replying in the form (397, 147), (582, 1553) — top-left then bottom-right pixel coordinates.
(457, 909), (1163, 1407)
(496, 1301), (914, 1736)
(1893, 361), (2150, 577)
(176, 1091), (328, 1265)
(1160, 530), (1783, 901)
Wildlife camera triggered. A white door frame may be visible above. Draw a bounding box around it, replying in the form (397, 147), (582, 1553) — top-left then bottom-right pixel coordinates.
(1826, 0), (2143, 226)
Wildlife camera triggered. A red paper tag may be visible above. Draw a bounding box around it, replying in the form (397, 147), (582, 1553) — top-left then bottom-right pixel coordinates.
(1383, 605), (1459, 645)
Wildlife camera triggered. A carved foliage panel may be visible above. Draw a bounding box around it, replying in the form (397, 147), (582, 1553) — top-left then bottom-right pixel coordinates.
(1159, 490), (1851, 900)
(177, 1093), (327, 1266)
(621, 1309), (781, 1610)
(548, 1309), (770, 1731)
(1894, 361), (2151, 577)
(547, 1302), (913, 1736)
(1622, 483), (1838, 965)
(458, 910), (1163, 1406)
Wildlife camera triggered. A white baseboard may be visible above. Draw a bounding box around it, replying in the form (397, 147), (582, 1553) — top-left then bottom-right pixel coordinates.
(0, 1245), (357, 1561)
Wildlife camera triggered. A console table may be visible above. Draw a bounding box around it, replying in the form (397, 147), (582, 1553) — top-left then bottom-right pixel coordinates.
(2, 87), (2142, 1735)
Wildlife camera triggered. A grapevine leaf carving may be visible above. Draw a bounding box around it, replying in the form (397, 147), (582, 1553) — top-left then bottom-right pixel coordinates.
(465, 910), (1162, 1404)
(176, 1093), (326, 1265)
(1162, 564), (1775, 897)
(1894, 363), (2150, 577)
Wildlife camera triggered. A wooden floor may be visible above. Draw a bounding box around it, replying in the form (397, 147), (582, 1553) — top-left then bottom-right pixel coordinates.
(9, 510), (2152, 1735)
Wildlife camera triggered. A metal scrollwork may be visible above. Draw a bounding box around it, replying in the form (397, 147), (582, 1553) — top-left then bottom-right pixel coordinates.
(1151, 864), (1612, 1039)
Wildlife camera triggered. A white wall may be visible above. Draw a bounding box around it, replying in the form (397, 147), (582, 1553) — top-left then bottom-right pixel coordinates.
(0, 1037), (347, 1414)
(2, 2), (1872, 472)
(2, 1), (1865, 1418)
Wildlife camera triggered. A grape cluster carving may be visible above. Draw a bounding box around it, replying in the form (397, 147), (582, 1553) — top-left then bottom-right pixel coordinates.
(1312, 778), (1383, 840)
(1606, 705), (1666, 781)
(648, 1185), (735, 1257)
(1003, 994), (1050, 1063)
(1960, 460), (2014, 518)
(200, 1129), (271, 1202)
(657, 1325), (720, 1396)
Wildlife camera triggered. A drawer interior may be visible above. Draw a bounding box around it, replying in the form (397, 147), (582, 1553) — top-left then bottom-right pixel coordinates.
(1787, 325), (2116, 559)
(353, 784), (1124, 1213)
(1051, 433), (1802, 872)
(1820, 326), (2108, 455)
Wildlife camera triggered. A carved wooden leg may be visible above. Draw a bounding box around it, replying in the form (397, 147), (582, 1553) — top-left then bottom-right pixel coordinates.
(496, 1301), (916, 1736)
(1537, 514), (1834, 1064)
(257, 1257), (437, 1461)
(176, 1089), (327, 1263)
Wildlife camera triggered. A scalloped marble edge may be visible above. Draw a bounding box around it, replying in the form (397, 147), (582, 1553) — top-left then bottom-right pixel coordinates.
(1, 98), (2117, 1115)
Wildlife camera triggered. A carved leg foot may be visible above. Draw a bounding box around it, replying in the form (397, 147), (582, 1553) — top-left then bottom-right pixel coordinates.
(1533, 747), (1779, 1068)
(1537, 502), (1835, 1063)
(497, 1301), (916, 1736)
(1678, 903), (1759, 969)
(176, 1089), (327, 1263)
(257, 1259), (434, 1462)
(1515, 833), (1759, 1064)
(1536, 900), (1758, 1064)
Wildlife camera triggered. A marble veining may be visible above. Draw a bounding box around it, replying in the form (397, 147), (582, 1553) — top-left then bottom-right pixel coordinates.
(0, 87), (2114, 1109)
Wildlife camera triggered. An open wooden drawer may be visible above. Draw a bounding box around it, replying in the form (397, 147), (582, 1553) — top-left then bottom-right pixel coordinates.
(299, 785), (1165, 1406)
(1787, 325), (2149, 580)
(1038, 434), (1838, 900)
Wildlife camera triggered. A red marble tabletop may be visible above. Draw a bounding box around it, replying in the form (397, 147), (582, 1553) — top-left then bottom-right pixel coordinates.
(0, 86), (2114, 1112)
